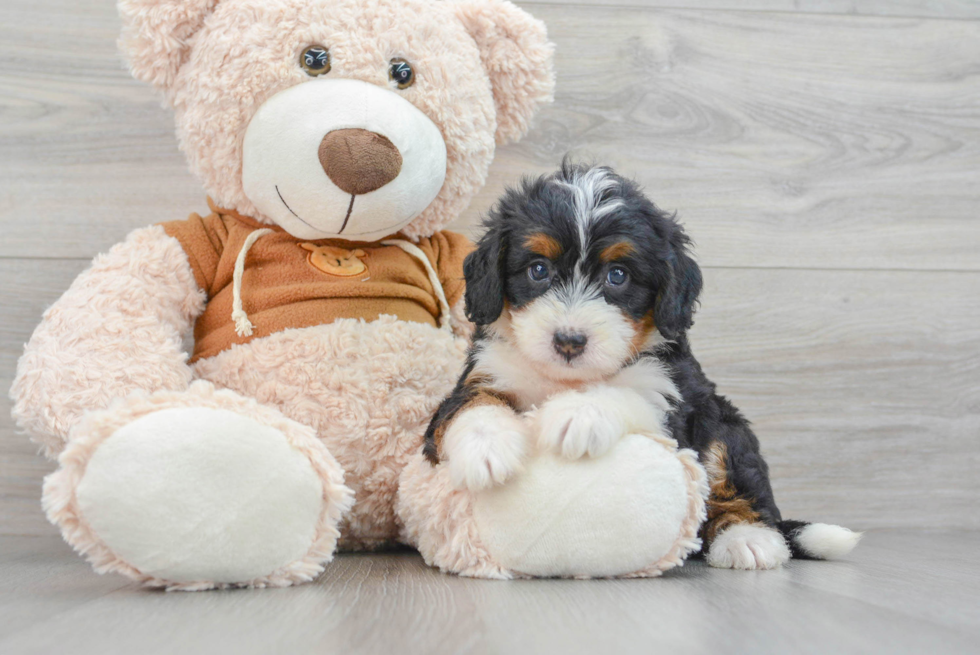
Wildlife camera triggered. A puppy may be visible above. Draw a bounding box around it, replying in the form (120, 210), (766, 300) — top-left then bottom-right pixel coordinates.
(424, 162), (860, 570)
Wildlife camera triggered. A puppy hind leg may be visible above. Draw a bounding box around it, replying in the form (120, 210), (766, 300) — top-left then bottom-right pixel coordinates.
(701, 441), (789, 570)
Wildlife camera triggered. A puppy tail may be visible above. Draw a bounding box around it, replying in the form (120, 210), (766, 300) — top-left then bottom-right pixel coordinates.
(778, 520), (862, 560)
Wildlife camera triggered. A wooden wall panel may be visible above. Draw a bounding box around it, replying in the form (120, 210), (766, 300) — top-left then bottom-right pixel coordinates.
(1, 3), (978, 270)
(525, 0), (980, 20)
(1, 0), (978, 535)
(2, 261), (976, 534)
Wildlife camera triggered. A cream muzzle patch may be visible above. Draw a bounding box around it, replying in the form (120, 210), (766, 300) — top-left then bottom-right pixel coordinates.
(241, 78), (447, 242)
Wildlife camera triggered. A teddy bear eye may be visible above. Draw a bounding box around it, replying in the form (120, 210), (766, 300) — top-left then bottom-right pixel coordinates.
(389, 58), (414, 89)
(300, 46), (331, 76)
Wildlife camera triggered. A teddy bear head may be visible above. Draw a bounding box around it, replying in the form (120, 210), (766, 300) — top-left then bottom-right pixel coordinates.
(119, 0), (555, 241)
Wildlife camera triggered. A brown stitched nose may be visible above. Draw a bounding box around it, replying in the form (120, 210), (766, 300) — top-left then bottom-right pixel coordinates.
(318, 128), (402, 195)
(553, 331), (588, 361)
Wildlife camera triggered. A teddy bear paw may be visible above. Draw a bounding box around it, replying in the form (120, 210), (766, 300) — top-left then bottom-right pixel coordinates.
(537, 391), (627, 460)
(45, 400), (352, 589)
(444, 405), (527, 492)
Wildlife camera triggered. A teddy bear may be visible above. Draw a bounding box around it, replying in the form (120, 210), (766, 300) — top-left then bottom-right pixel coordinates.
(9, 0), (554, 590)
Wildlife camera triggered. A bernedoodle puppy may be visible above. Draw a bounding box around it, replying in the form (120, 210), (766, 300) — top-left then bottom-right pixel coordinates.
(423, 162), (860, 570)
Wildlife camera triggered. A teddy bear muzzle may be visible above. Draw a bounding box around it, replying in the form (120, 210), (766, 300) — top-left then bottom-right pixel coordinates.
(241, 78), (448, 243)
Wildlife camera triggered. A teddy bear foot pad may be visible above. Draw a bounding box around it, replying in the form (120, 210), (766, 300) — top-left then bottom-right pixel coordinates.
(42, 384), (353, 590)
(399, 433), (707, 579)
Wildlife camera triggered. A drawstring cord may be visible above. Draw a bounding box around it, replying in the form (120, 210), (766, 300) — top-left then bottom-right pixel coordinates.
(382, 239), (454, 334)
(229, 231), (453, 338)
(231, 228), (273, 337)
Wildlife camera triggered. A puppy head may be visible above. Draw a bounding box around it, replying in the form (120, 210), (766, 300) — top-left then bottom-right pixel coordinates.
(465, 162), (702, 381)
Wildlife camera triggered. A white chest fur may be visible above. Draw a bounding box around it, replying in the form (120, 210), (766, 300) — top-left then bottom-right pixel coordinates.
(472, 339), (680, 415)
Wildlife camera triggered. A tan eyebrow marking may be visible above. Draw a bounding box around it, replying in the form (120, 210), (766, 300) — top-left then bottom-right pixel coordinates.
(600, 240), (636, 263)
(524, 233), (563, 259)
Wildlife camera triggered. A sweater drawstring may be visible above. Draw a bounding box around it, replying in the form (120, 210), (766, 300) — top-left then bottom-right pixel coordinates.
(382, 239), (454, 334)
(230, 232), (453, 338)
(231, 228), (273, 337)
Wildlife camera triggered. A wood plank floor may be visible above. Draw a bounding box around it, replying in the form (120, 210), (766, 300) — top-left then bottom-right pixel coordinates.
(0, 530), (977, 654)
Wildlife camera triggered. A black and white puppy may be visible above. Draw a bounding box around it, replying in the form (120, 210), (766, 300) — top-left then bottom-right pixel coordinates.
(425, 162), (860, 570)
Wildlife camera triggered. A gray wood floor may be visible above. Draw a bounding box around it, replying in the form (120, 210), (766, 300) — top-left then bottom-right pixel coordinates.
(1, 530), (977, 654)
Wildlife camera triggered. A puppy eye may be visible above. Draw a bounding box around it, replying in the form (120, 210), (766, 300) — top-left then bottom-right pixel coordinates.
(528, 262), (551, 282)
(389, 58), (414, 89)
(606, 266), (629, 287)
(300, 46), (331, 76)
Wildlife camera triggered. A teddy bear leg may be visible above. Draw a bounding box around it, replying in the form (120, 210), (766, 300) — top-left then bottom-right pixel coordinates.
(398, 434), (707, 580)
(43, 381), (353, 590)
(396, 452), (514, 580)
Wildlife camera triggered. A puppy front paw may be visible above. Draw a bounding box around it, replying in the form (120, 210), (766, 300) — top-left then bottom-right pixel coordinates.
(444, 405), (527, 492)
(537, 392), (626, 459)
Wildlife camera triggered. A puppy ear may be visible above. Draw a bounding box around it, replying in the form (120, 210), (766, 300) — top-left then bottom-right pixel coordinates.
(463, 230), (506, 325)
(654, 230), (703, 340)
(452, 0), (556, 145)
(118, 0), (219, 95)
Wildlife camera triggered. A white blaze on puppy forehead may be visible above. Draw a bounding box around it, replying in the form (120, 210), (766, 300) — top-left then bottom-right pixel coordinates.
(551, 166), (624, 255)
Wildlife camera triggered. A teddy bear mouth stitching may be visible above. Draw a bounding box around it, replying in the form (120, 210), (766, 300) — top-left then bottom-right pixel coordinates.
(276, 184), (356, 234)
(275, 185), (406, 238)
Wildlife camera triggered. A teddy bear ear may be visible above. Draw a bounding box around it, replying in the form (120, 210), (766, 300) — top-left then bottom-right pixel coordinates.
(118, 0), (220, 94)
(453, 0), (556, 145)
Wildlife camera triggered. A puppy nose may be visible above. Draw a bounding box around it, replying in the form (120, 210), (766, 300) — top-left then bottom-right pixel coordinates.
(318, 128), (403, 195)
(553, 331), (588, 360)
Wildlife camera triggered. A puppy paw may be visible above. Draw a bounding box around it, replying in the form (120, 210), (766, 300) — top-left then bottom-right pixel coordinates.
(537, 391), (626, 459)
(444, 405), (527, 492)
(707, 524), (791, 570)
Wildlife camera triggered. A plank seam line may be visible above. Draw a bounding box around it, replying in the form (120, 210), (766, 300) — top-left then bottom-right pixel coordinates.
(2, 256), (978, 275)
(520, 1), (980, 23)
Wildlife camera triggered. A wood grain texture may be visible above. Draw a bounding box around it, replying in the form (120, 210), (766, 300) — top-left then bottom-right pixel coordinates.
(0, 261), (82, 538)
(2, 260), (977, 536)
(525, 0), (980, 20)
(0, 531), (978, 654)
(1, 2), (979, 270)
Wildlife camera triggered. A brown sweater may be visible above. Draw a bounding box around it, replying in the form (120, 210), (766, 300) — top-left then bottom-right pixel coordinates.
(162, 202), (473, 362)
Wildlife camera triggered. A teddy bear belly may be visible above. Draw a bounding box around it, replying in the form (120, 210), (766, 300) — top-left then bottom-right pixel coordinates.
(191, 314), (467, 548)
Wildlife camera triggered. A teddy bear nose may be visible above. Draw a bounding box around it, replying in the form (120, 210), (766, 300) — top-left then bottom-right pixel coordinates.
(318, 128), (403, 195)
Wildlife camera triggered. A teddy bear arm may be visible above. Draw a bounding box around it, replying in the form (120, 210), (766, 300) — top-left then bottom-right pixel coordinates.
(10, 225), (205, 458)
(449, 297), (475, 340)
